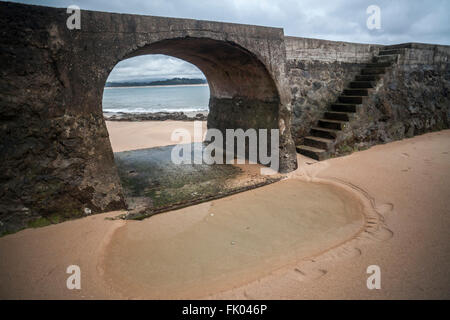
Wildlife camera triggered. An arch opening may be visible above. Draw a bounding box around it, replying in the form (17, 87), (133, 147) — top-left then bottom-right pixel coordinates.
(123, 38), (280, 102)
(102, 38), (284, 218)
(122, 38), (281, 135)
(103, 54), (210, 120)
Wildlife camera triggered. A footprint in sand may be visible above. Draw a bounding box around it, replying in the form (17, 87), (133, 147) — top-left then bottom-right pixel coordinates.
(294, 267), (327, 282)
(334, 247), (362, 260)
(317, 246), (362, 262)
(365, 226), (394, 242)
(375, 203), (394, 216)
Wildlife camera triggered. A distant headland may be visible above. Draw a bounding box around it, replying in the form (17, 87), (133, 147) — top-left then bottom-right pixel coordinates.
(105, 77), (208, 87)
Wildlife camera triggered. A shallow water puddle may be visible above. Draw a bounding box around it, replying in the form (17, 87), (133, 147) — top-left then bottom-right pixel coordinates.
(102, 179), (364, 299)
(114, 143), (283, 218)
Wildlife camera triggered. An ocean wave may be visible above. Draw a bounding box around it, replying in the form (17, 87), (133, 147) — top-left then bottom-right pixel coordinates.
(103, 107), (209, 113)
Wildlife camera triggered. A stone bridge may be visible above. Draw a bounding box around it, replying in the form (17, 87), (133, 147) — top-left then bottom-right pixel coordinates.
(2, 2), (449, 234)
(0, 2), (298, 232)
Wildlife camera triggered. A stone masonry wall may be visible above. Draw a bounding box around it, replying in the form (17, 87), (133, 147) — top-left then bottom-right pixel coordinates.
(286, 37), (450, 154)
(0, 3), (297, 235)
(285, 36), (381, 145)
(337, 44), (450, 155)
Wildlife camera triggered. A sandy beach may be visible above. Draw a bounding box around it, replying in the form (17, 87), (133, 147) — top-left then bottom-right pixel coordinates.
(0, 121), (449, 299)
(105, 120), (207, 152)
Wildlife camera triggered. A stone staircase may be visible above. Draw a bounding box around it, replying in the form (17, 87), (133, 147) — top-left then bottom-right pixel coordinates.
(296, 48), (404, 161)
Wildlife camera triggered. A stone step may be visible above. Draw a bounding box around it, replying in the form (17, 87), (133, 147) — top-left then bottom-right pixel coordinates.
(304, 136), (334, 150)
(378, 49), (405, 56)
(361, 67), (386, 75)
(383, 44), (412, 50)
(318, 119), (347, 130)
(344, 88), (370, 96)
(311, 126), (340, 139)
(296, 46), (402, 163)
(296, 145), (329, 161)
(349, 81), (375, 89)
(373, 54), (399, 64)
(324, 111), (353, 121)
(372, 54), (400, 63)
(338, 95), (365, 104)
(366, 62), (392, 68)
(330, 103), (361, 113)
(355, 74), (381, 81)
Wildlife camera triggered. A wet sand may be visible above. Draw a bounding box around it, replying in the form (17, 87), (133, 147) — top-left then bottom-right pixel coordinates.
(213, 130), (450, 299)
(0, 122), (449, 299)
(106, 120), (207, 152)
(0, 211), (125, 299)
(102, 179), (364, 299)
(114, 143), (284, 219)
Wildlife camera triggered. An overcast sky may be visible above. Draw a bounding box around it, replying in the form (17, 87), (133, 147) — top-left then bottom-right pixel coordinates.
(9, 0), (450, 82)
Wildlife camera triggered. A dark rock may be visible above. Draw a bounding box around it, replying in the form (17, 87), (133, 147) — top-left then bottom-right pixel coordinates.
(0, 2), (298, 235)
(313, 82), (322, 90)
(103, 111), (208, 122)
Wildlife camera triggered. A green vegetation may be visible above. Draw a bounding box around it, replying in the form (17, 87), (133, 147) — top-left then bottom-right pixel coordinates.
(26, 213), (72, 230)
(337, 142), (370, 156)
(27, 217), (52, 228)
(114, 145), (282, 221)
(337, 144), (354, 154)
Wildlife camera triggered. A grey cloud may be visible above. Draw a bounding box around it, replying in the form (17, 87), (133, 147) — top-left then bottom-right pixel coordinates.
(106, 55), (205, 82)
(13, 0), (450, 44)
(9, 0), (450, 81)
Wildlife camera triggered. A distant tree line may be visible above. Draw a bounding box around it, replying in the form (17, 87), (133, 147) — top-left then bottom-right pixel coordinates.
(105, 78), (207, 87)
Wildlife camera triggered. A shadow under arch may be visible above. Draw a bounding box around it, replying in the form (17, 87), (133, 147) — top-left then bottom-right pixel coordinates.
(121, 37), (280, 102)
(104, 37), (282, 166)
(0, 3), (301, 234)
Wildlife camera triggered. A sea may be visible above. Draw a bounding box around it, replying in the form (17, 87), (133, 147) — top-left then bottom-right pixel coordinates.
(102, 84), (210, 113)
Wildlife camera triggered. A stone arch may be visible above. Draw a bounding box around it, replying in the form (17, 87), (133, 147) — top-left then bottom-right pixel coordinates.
(117, 37), (280, 102)
(0, 3), (298, 234)
(101, 37), (282, 150)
